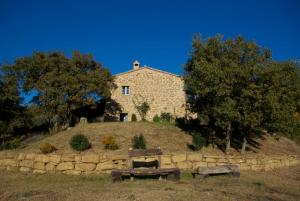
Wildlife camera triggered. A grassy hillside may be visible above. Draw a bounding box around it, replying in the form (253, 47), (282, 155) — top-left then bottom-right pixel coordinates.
(14, 122), (300, 156)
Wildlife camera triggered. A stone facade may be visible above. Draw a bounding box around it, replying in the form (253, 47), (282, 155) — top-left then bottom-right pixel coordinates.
(111, 61), (187, 121)
(0, 151), (298, 175)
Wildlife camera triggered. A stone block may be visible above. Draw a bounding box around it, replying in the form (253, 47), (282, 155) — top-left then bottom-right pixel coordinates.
(160, 163), (176, 168)
(61, 154), (75, 162)
(17, 153), (26, 160)
(75, 155), (81, 162)
(20, 167), (31, 172)
(33, 169), (46, 174)
(6, 152), (16, 159)
(217, 158), (228, 163)
(160, 155), (172, 164)
(82, 154), (99, 163)
(205, 158), (217, 163)
(75, 163), (96, 171)
(176, 161), (192, 170)
(172, 154), (186, 163)
(96, 161), (113, 171)
(187, 153), (202, 161)
(2, 159), (17, 167)
(6, 166), (18, 171)
(251, 165), (264, 171)
(35, 155), (50, 163)
(207, 163), (216, 167)
(20, 160), (34, 168)
(45, 162), (56, 171)
(49, 154), (61, 164)
(240, 163), (251, 170)
(34, 162), (45, 170)
(62, 170), (81, 175)
(111, 155), (128, 161)
(56, 162), (74, 171)
(193, 161), (207, 169)
(25, 153), (36, 160)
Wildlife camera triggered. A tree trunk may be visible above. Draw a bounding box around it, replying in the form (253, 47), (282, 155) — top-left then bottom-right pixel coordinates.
(241, 137), (247, 154)
(225, 132), (231, 154)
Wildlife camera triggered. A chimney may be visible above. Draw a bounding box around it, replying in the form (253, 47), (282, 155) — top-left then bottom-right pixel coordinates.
(133, 60), (140, 70)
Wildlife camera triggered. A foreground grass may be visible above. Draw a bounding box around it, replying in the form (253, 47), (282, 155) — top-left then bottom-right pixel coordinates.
(1, 166), (299, 201)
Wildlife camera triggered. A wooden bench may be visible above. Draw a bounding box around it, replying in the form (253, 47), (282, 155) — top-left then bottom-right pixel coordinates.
(111, 148), (180, 182)
(192, 164), (240, 179)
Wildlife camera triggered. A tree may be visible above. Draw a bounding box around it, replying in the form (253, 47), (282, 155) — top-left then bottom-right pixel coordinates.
(261, 61), (300, 140)
(10, 51), (114, 132)
(184, 34), (271, 153)
(0, 64), (28, 147)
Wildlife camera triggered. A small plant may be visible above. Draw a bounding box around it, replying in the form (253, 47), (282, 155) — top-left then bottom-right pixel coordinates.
(69, 134), (91, 151)
(101, 135), (119, 150)
(132, 134), (146, 149)
(192, 133), (205, 151)
(160, 112), (173, 122)
(39, 143), (57, 154)
(135, 101), (150, 121)
(153, 114), (160, 122)
(131, 114), (137, 122)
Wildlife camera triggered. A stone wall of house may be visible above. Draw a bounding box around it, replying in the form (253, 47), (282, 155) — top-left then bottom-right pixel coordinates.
(111, 67), (187, 121)
(0, 152), (298, 175)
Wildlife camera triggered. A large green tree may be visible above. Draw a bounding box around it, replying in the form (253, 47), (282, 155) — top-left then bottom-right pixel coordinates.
(11, 51), (114, 132)
(184, 34), (281, 153)
(0, 64), (28, 145)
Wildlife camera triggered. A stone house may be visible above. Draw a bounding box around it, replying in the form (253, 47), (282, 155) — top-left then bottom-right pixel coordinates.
(111, 60), (188, 121)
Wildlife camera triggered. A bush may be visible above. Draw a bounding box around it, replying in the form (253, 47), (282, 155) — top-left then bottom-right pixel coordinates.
(192, 133), (205, 151)
(39, 143), (57, 154)
(132, 134), (146, 149)
(131, 114), (137, 122)
(69, 134), (91, 151)
(0, 138), (21, 150)
(153, 114), (160, 122)
(101, 135), (119, 150)
(160, 112), (173, 122)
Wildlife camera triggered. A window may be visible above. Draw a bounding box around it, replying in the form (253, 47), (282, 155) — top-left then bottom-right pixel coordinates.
(122, 86), (130, 95)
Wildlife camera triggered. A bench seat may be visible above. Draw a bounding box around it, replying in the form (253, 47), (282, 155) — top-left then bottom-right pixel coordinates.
(112, 168), (180, 182)
(192, 164), (240, 179)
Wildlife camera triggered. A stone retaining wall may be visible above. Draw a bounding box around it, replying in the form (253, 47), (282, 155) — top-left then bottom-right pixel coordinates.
(0, 152), (298, 175)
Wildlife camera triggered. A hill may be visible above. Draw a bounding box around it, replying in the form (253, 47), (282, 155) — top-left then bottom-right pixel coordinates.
(15, 122), (300, 156)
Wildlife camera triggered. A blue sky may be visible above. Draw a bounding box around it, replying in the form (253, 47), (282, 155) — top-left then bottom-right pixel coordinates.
(1, 0), (299, 76)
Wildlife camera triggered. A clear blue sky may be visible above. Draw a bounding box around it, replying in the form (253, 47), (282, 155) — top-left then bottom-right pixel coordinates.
(1, 0), (299, 76)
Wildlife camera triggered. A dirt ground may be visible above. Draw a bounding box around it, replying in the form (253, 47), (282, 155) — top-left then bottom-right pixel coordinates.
(0, 165), (299, 201)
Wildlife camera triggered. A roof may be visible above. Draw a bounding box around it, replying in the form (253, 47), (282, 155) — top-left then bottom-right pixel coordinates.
(114, 66), (182, 78)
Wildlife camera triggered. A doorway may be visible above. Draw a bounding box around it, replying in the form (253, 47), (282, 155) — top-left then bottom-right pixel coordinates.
(120, 113), (128, 122)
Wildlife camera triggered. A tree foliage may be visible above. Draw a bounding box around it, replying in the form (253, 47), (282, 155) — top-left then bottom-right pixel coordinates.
(184, 34), (300, 153)
(9, 51), (114, 132)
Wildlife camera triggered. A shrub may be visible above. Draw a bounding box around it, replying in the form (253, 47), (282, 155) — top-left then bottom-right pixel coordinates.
(69, 134), (91, 151)
(192, 133), (205, 151)
(160, 112), (173, 122)
(39, 143), (57, 154)
(1, 138), (21, 150)
(131, 114), (137, 122)
(153, 114), (160, 122)
(135, 101), (150, 121)
(101, 135), (119, 150)
(132, 134), (146, 149)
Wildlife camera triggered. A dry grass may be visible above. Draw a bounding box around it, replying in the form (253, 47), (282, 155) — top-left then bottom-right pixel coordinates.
(0, 166), (300, 201)
(14, 122), (300, 156)
(19, 122), (192, 154)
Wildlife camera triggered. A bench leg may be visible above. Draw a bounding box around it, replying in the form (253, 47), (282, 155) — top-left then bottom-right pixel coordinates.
(111, 172), (122, 182)
(130, 174), (134, 181)
(230, 171), (240, 177)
